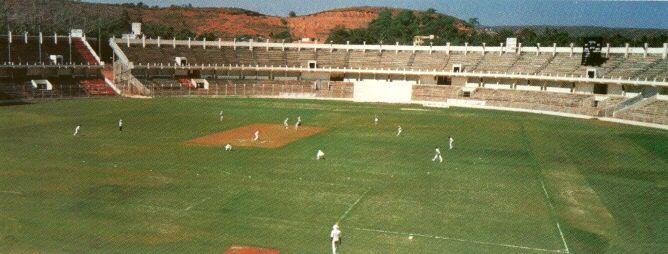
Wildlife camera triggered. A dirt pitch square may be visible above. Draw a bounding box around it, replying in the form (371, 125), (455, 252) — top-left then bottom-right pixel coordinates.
(188, 123), (327, 148)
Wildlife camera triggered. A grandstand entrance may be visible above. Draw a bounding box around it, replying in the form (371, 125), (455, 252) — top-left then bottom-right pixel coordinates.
(594, 84), (608, 94)
(437, 76), (452, 85)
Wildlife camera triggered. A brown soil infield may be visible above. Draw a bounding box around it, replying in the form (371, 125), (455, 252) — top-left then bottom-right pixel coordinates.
(189, 123), (326, 148)
(223, 245), (280, 254)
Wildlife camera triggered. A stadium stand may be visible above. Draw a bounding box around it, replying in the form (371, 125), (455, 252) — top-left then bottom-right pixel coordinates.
(107, 38), (668, 128)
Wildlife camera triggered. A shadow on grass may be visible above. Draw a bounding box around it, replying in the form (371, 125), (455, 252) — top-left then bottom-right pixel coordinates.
(0, 100), (33, 106)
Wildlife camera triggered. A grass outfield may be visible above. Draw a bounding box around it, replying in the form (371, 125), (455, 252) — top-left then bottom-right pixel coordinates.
(0, 97), (666, 253)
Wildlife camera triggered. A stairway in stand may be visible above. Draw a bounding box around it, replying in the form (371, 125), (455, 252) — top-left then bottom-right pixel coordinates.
(72, 38), (99, 65)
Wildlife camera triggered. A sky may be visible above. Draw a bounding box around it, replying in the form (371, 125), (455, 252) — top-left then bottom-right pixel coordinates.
(84, 0), (668, 29)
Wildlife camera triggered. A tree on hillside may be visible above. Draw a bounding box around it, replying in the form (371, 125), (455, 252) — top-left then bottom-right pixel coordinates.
(468, 17), (480, 27)
(289, 11), (296, 17)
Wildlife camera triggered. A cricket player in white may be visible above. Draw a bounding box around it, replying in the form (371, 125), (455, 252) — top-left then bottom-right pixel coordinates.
(253, 130), (260, 141)
(295, 116), (302, 130)
(283, 118), (289, 129)
(119, 119), (123, 131)
(374, 114), (378, 125)
(316, 150), (325, 160)
(219, 111), (224, 121)
(73, 124), (81, 136)
(396, 126), (402, 136)
(449, 136), (454, 150)
(330, 224), (341, 254)
(432, 146), (443, 163)
(225, 143), (232, 151)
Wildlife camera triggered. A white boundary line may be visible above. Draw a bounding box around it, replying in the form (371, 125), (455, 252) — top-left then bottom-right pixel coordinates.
(337, 188), (371, 223)
(556, 222), (570, 253)
(540, 180), (570, 253)
(350, 227), (565, 253)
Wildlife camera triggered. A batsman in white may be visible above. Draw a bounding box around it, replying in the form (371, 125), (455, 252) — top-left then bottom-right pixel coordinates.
(73, 124), (81, 136)
(283, 118), (289, 129)
(253, 130), (260, 141)
(432, 146), (443, 163)
(396, 126), (403, 136)
(449, 136), (454, 150)
(330, 224), (342, 254)
(118, 119), (123, 132)
(316, 149), (325, 160)
(219, 110), (224, 121)
(225, 143), (232, 151)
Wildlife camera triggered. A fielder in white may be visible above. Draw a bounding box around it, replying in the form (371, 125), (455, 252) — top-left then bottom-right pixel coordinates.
(253, 130), (260, 141)
(283, 118), (289, 129)
(396, 126), (402, 136)
(316, 149), (325, 160)
(219, 110), (224, 121)
(432, 146), (443, 163)
(374, 114), (379, 125)
(449, 136), (454, 150)
(119, 119), (123, 131)
(73, 124), (81, 136)
(225, 143), (232, 151)
(330, 224), (342, 254)
(295, 116), (302, 130)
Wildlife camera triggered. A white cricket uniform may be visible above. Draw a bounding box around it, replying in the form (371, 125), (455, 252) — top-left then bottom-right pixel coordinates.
(317, 150), (325, 160)
(73, 125), (80, 136)
(283, 118), (289, 129)
(119, 119), (123, 131)
(225, 144), (232, 151)
(374, 116), (378, 125)
(449, 137), (454, 150)
(330, 225), (341, 254)
(253, 130), (260, 141)
(219, 111), (224, 121)
(396, 126), (402, 136)
(432, 148), (443, 163)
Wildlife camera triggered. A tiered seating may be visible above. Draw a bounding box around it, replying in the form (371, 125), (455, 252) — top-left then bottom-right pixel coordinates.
(615, 99), (668, 125)
(378, 51), (413, 70)
(604, 55), (663, 79)
(411, 52), (448, 71)
(0, 37), (88, 64)
(445, 53), (483, 72)
(286, 49), (316, 67)
(412, 85), (461, 101)
(472, 54), (519, 73)
(80, 79), (115, 95)
(470, 88), (596, 115)
(507, 54), (552, 74)
(177, 78), (193, 88)
(348, 51), (381, 69)
(255, 50), (286, 66)
(315, 50), (348, 69)
(538, 54), (581, 76)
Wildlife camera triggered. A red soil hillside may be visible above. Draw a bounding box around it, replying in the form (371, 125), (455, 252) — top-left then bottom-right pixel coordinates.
(288, 7), (471, 42)
(129, 8), (288, 39)
(287, 8), (384, 41)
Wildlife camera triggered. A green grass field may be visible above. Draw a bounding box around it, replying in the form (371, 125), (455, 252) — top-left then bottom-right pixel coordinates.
(0, 97), (666, 253)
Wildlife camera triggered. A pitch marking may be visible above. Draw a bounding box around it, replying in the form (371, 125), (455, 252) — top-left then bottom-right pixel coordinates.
(540, 180), (570, 253)
(185, 197), (211, 211)
(351, 227), (565, 253)
(337, 188), (371, 223)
